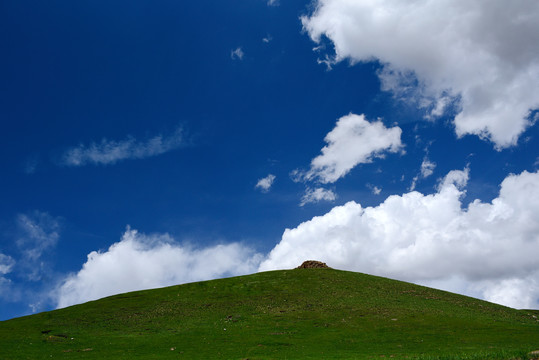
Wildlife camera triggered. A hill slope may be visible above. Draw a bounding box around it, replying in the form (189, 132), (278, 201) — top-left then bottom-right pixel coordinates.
(1, 269), (538, 359)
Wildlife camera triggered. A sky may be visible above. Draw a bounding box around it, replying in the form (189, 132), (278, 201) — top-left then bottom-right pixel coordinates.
(1, 0), (539, 320)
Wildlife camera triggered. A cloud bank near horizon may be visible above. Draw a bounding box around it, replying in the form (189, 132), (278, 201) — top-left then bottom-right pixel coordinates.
(56, 169), (539, 310)
(302, 0), (539, 148)
(260, 169), (539, 310)
(56, 229), (262, 308)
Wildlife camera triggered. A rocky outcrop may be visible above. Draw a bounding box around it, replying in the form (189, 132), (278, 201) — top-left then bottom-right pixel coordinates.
(296, 260), (330, 269)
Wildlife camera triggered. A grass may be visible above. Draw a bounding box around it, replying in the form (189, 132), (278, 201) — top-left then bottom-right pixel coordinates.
(0, 269), (538, 359)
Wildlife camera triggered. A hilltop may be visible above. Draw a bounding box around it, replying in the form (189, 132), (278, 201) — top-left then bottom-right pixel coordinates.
(0, 268), (538, 359)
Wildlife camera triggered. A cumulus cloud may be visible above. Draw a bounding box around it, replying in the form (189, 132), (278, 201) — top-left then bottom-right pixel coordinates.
(300, 187), (337, 206)
(231, 47), (244, 60)
(56, 228), (263, 308)
(297, 114), (403, 183)
(255, 174), (276, 193)
(62, 126), (185, 166)
(301, 0), (539, 148)
(260, 169), (539, 309)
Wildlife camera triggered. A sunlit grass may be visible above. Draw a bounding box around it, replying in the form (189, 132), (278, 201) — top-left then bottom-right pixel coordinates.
(1, 269), (538, 359)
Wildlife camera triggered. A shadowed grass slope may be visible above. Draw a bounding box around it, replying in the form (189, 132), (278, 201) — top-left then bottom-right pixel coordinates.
(0, 269), (538, 359)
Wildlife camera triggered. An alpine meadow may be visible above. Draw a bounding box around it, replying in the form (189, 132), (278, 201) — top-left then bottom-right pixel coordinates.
(1, 0), (539, 358)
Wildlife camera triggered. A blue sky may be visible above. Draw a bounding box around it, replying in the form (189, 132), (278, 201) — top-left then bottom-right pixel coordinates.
(1, 0), (539, 320)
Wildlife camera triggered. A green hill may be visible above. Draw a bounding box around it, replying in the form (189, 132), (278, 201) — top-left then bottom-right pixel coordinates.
(1, 269), (538, 359)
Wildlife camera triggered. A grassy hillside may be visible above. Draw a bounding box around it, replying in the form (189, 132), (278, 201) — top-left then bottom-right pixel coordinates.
(1, 269), (538, 359)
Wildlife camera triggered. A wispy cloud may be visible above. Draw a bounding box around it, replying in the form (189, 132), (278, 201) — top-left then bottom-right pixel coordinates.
(16, 211), (61, 281)
(0, 254), (15, 279)
(420, 157), (436, 178)
(61, 126), (185, 167)
(255, 174), (276, 193)
(0, 211), (61, 309)
(23, 155), (39, 175)
(267, 0), (279, 7)
(367, 184), (382, 195)
(230, 47), (244, 60)
(410, 156), (437, 191)
(300, 187), (337, 206)
(0, 253), (15, 301)
(16, 211), (60, 262)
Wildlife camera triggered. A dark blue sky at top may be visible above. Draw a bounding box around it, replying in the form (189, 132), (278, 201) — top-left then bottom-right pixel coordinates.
(1, 0), (538, 320)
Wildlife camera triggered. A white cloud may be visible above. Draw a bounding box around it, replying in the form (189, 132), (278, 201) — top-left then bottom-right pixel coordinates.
(62, 126), (185, 167)
(16, 211), (61, 281)
(0, 254), (15, 276)
(262, 35), (273, 43)
(56, 228), (263, 308)
(298, 114), (403, 184)
(300, 187), (337, 206)
(421, 157), (436, 178)
(367, 184), (382, 195)
(410, 156), (437, 190)
(255, 174), (276, 193)
(230, 47), (244, 60)
(260, 169), (539, 309)
(0, 213), (60, 306)
(409, 177), (418, 192)
(16, 211), (60, 262)
(0, 267), (13, 301)
(437, 167), (469, 191)
(267, 0), (279, 7)
(301, 0), (539, 148)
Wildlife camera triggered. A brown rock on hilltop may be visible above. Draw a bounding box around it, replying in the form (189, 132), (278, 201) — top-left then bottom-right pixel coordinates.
(296, 260), (330, 269)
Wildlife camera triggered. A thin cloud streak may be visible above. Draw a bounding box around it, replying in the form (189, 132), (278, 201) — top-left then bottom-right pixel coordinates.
(61, 126), (185, 167)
